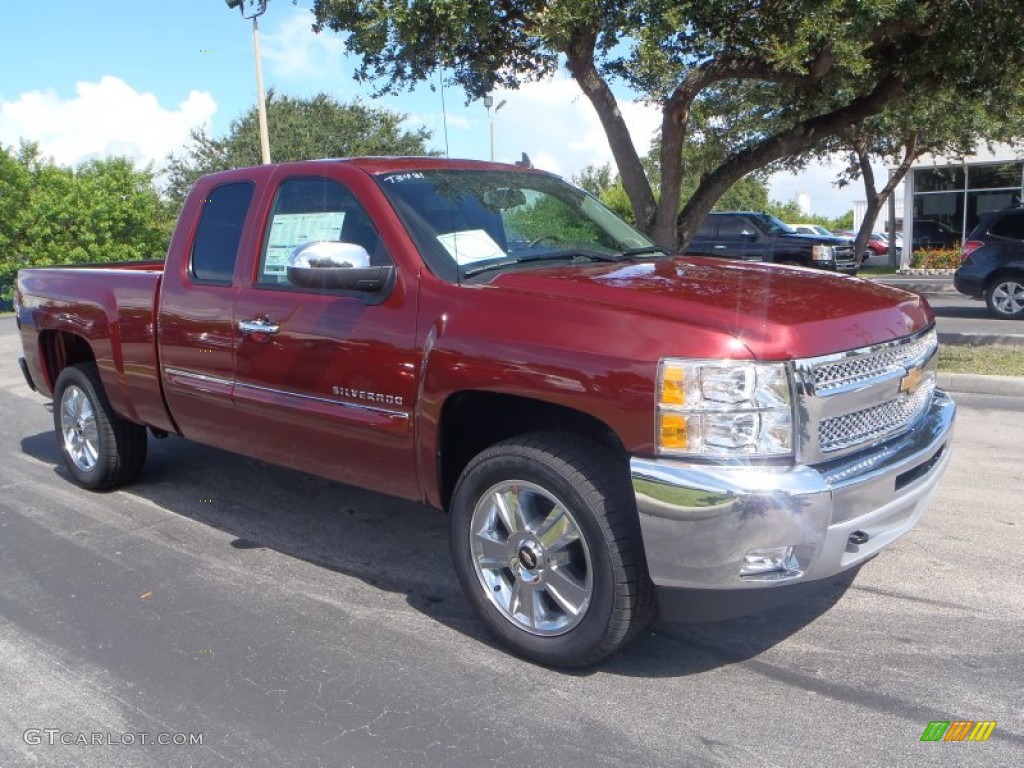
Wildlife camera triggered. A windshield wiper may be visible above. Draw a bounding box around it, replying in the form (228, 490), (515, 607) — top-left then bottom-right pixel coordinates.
(463, 249), (622, 277)
(619, 245), (669, 257)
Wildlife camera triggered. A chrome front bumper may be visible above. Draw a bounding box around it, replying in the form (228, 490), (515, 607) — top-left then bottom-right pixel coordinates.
(631, 390), (955, 595)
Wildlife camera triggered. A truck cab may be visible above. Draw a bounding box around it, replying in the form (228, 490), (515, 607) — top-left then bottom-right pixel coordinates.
(688, 211), (859, 273)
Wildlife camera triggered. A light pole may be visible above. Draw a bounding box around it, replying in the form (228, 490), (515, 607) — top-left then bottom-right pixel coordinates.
(226, 0), (272, 165)
(482, 95), (506, 162)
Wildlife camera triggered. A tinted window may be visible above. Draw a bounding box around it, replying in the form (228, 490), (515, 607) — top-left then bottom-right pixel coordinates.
(191, 182), (254, 283)
(259, 177), (390, 285)
(716, 216), (751, 238)
(914, 167), (965, 193)
(968, 162), (1023, 190)
(695, 219), (715, 238)
(990, 212), (1024, 241)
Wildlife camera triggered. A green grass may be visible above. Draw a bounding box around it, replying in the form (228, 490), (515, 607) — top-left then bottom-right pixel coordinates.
(858, 265), (899, 276)
(938, 345), (1024, 377)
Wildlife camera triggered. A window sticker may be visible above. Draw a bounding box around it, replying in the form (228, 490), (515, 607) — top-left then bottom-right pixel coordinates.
(265, 212), (345, 274)
(436, 229), (506, 265)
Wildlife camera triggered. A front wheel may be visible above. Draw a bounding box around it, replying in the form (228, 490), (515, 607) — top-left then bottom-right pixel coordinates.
(985, 277), (1024, 318)
(449, 432), (653, 668)
(53, 363), (148, 490)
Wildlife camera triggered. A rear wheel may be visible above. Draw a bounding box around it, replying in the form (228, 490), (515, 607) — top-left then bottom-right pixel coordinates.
(54, 363), (148, 490)
(449, 432), (654, 668)
(985, 276), (1024, 318)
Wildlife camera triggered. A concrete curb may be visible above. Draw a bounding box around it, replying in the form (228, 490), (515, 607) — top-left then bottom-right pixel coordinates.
(869, 277), (957, 295)
(938, 372), (1024, 397)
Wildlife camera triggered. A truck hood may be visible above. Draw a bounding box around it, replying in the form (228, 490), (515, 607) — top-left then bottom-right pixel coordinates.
(489, 256), (932, 360)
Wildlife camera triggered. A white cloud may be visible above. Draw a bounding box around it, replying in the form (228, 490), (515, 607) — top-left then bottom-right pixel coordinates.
(0, 76), (217, 168)
(262, 11), (347, 83)
(768, 154), (892, 218)
(479, 77), (661, 180)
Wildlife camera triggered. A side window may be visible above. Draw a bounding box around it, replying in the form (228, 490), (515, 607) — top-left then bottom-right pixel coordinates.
(190, 182), (254, 284)
(990, 212), (1024, 241)
(716, 216), (748, 238)
(259, 176), (390, 285)
(695, 218), (715, 238)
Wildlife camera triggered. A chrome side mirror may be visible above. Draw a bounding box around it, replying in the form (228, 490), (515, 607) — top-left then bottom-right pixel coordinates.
(285, 241), (392, 292)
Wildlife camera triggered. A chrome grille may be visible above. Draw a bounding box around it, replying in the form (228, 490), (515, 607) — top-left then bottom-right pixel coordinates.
(813, 330), (937, 394)
(834, 245), (856, 265)
(796, 328), (939, 463)
(818, 378), (935, 452)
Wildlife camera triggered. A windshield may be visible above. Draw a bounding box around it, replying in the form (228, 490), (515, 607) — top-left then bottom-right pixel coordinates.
(749, 213), (797, 235)
(375, 169), (658, 280)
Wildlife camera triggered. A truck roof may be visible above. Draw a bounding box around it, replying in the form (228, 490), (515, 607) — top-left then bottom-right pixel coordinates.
(200, 157), (545, 184)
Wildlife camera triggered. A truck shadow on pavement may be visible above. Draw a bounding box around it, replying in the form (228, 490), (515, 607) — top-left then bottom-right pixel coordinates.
(22, 430), (853, 678)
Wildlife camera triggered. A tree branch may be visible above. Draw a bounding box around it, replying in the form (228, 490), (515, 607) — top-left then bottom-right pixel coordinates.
(565, 31), (656, 231)
(676, 75), (908, 247)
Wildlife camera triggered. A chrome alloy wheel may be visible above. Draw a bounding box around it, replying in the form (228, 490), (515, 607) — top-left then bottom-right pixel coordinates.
(60, 385), (100, 473)
(469, 480), (593, 636)
(991, 280), (1024, 316)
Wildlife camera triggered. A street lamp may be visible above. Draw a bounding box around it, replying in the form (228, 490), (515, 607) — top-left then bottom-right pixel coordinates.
(226, 0), (272, 165)
(482, 95), (507, 162)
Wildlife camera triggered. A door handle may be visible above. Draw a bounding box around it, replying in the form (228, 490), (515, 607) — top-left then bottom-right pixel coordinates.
(713, 245), (727, 249)
(238, 318), (280, 335)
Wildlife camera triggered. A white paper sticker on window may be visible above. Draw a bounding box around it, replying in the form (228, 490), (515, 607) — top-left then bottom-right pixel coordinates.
(436, 229), (506, 265)
(265, 212), (346, 274)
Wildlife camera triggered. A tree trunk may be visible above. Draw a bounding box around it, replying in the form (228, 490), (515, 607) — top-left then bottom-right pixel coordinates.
(675, 77), (908, 250)
(565, 35), (656, 234)
(853, 132), (919, 270)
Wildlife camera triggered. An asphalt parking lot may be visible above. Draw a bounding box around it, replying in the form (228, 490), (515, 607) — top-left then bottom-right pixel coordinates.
(1, 317), (1022, 768)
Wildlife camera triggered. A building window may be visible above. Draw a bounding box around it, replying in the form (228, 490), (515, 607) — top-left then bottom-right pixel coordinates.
(913, 167), (965, 193)
(967, 162), (1023, 190)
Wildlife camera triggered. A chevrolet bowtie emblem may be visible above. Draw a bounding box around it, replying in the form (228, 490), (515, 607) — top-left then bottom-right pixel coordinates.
(900, 366), (924, 394)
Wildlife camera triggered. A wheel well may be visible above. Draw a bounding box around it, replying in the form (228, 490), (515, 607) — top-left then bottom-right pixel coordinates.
(984, 268), (1024, 292)
(38, 331), (95, 390)
(437, 391), (626, 510)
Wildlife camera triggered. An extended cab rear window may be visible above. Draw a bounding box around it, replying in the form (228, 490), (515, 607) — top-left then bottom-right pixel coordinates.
(190, 182), (255, 284)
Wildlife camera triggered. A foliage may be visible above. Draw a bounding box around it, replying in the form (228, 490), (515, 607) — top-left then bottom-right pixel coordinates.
(310, 0), (1024, 250)
(571, 164), (615, 198)
(910, 247), (961, 270)
(831, 210), (854, 230)
(164, 92), (433, 210)
(598, 182), (634, 224)
(504, 196), (606, 245)
(0, 143), (172, 301)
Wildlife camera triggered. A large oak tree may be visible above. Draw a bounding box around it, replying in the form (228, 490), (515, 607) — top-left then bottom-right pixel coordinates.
(164, 92), (433, 210)
(309, 0), (1024, 249)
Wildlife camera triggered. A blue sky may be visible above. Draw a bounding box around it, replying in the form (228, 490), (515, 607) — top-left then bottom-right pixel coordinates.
(1, 0), (866, 216)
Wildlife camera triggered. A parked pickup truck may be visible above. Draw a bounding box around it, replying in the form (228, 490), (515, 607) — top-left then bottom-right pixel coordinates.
(688, 211), (860, 273)
(15, 158), (955, 668)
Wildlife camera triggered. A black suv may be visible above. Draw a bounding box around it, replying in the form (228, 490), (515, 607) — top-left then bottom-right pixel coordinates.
(687, 212), (859, 273)
(954, 205), (1024, 318)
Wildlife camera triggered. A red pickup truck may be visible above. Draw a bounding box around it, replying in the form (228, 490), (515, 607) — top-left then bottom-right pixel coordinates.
(15, 158), (955, 667)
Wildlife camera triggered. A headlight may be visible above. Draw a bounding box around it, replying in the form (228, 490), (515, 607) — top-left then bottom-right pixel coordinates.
(657, 359), (794, 457)
(812, 245), (834, 262)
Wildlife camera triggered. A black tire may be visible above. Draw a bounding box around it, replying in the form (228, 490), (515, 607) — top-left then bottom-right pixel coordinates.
(449, 432), (654, 668)
(985, 276), (1024, 319)
(53, 363), (148, 490)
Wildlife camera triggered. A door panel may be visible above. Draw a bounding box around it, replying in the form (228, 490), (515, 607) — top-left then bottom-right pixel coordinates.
(230, 173), (421, 500)
(159, 181), (253, 450)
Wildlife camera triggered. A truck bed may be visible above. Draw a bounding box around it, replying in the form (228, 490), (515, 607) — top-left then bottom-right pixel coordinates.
(17, 260), (170, 430)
